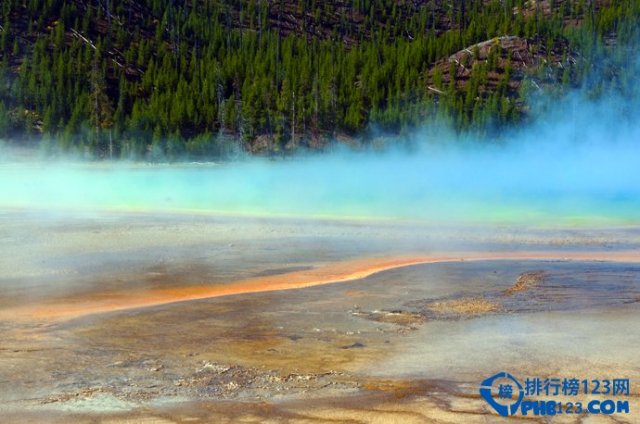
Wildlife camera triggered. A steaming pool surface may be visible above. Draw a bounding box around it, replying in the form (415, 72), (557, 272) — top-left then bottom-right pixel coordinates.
(2, 150), (640, 225)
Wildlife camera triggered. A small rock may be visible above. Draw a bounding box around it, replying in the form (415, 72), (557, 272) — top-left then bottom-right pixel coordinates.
(341, 342), (366, 349)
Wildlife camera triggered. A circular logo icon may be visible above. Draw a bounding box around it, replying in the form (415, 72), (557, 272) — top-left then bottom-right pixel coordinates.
(479, 372), (524, 417)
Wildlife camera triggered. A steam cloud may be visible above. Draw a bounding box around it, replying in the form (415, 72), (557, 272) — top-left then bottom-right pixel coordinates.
(1, 81), (639, 226)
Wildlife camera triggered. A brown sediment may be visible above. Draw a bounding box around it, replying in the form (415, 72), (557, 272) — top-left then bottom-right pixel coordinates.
(352, 310), (425, 326)
(503, 270), (546, 295)
(2, 250), (639, 322)
(425, 298), (500, 315)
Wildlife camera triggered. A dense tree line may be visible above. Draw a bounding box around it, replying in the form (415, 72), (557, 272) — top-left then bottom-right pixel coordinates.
(0, 0), (639, 158)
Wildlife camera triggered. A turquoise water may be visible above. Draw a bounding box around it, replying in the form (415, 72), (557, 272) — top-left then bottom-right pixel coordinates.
(1, 142), (639, 225)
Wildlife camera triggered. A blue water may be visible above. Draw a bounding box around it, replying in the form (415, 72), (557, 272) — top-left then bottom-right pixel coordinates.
(1, 140), (639, 225)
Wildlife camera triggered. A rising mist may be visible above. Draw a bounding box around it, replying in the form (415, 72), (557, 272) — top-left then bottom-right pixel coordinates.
(1, 86), (640, 226)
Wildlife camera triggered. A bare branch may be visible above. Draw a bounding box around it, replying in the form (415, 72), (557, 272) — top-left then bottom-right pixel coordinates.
(70, 28), (97, 50)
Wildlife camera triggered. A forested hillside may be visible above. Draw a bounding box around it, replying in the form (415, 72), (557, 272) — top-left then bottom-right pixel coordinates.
(0, 0), (639, 158)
